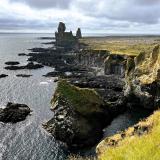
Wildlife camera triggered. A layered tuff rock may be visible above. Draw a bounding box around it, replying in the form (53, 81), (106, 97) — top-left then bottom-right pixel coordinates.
(104, 54), (127, 77)
(76, 50), (109, 75)
(125, 45), (160, 109)
(43, 80), (111, 148)
(0, 102), (31, 123)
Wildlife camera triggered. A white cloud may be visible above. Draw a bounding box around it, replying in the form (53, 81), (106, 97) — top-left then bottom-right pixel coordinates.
(0, 0), (160, 34)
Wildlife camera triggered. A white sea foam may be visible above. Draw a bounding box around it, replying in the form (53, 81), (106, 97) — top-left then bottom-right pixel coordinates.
(40, 82), (49, 85)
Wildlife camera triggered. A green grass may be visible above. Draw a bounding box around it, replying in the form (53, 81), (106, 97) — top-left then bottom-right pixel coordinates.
(98, 110), (160, 160)
(80, 37), (160, 56)
(51, 80), (104, 115)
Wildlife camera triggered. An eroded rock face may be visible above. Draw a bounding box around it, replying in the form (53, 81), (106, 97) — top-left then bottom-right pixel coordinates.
(43, 80), (111, 148)
(104, 55), (127, 77)
(125, 45), (160, 109)
(0, 102), (31, 123)
(96, 109), (154, 159)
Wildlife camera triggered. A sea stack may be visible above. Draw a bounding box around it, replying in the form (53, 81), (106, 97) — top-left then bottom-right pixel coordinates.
(55, 22), (82, 50)
(76, 28), (82, 39)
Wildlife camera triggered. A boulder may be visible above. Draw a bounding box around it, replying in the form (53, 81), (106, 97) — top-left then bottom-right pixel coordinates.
(0, 102), (31, 123)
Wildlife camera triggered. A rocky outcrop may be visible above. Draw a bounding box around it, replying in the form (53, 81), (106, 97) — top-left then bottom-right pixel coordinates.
(96, 109), (155, 159)
(0, 102), (31, 123)
(0, 74), (8, 78)
(55, 22), (81, 50)
(4, 62), (44, 70)
(76, 50), (109, 75)
(104, 54), (127, 77)
(43, 80), (111, 148)
(76, 28), (82, 39)
(125, 45), (160, 109)
(16, 74), (32, 78)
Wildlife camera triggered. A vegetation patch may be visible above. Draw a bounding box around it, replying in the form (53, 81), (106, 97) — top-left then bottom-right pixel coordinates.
(80, 37), (160, 56)
(51, 80), (105, 115)
(97, 110), (160, 160)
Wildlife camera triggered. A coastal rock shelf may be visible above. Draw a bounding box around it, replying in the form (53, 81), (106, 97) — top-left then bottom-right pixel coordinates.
(0, 102), (31, 123)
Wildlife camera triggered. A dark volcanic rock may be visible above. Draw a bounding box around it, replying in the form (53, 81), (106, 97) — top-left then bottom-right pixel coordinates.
(29, 47), (52, 53)
(5, 61), (20, 65)
(16, 74), (32, 78)
(43, 80), (111, 149)
(18, 53), (27, 56)
(0, 74), (8, 78)
(4, 62), (44, 70)
(0, 102), (31, 123)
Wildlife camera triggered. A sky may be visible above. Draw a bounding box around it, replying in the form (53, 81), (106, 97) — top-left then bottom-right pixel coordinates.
(0, 0), (160, 34)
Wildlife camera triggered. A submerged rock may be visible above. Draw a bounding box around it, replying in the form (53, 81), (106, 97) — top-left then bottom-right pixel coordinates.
(4, 62), (44, 70)
(16, 74), (32, 78)
(5, 61), (20, 65)
(0, 102), (31, 123)
(43, 80), (111, 148)
(18, 53), (27, 56)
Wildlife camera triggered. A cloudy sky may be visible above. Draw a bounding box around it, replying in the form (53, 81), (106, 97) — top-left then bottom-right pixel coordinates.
(0, 0), (160, 34)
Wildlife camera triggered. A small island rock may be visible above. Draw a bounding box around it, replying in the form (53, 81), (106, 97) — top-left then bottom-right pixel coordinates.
(0, 102), (31, 123)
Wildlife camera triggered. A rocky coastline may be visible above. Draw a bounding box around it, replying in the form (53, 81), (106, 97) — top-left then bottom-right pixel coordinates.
(2, 22), (159, 158)
(20, 23), (158, 152)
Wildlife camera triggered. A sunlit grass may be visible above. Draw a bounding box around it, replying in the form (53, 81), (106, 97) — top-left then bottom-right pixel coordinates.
(80, 37), (160, 56)
(98, 110), (160, 160)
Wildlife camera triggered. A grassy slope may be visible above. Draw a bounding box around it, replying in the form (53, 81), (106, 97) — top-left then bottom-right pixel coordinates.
(80, 37), (160, 56)
(98, 110), (160, 160)
(52, 80), (104, 114)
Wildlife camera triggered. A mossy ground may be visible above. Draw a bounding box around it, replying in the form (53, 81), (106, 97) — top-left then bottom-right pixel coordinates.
(98, 110), (160, 160)
(52, 80), (104, 114)
(80, 36), (160, 56)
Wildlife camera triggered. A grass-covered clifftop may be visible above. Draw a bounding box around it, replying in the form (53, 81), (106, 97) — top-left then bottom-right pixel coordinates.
(51, 80), (105, 114)
(96, 110), (160, 160)
(80, 36), (160, 56)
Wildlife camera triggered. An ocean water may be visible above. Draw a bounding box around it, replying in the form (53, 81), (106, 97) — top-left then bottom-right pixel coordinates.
(0, 33), (66, 160)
